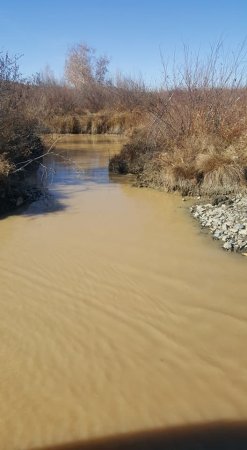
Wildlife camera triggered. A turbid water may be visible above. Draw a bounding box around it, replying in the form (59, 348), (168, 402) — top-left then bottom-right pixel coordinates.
(0, 135), (247, 450)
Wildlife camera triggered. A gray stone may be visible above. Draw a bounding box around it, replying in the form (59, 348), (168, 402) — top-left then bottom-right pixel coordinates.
(190, 194), (247, 254)
(223, 241), (233, 251)
(213, 230), (222, 239)
(237, 240), (247, 250)
(239, 229), (247, 237)
(232, 223), (243, 233)
(222, 235), (229, 242)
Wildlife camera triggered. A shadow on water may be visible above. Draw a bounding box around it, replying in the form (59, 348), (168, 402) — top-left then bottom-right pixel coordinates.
(0, 148), (124, 220)
(31, 421), (247, 450)
(44, 150), (121, 187)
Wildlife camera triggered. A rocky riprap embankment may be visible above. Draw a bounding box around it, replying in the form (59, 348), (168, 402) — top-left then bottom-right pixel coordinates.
(190, 194), (247, 253)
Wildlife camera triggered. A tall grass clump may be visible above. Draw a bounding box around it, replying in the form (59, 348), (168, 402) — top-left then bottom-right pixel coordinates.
(110, 42), (247, 196)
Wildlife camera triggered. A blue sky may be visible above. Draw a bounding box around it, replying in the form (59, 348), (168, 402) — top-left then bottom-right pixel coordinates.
(0, 0), (246, 85)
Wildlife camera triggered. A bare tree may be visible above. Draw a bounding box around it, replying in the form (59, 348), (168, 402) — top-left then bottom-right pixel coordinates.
(64, 43), (110, 88)
(0, 52), (20, 83)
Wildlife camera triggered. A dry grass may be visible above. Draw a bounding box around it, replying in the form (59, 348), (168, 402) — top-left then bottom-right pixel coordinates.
(0, 155), (14, 179)
(44, 110), (144, 135)
(111, 128), (247, 196)
(110, 44), (247, 196)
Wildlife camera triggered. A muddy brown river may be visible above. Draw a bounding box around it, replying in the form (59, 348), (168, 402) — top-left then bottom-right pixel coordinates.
(0, 135), (247, 450)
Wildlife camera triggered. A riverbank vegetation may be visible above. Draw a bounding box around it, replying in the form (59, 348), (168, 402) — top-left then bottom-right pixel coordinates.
(110, 43), (247, 196)
(0, 52), (45, 212)
(1, 41), (247, 212)
(0, 43), (152, 212)
(0, 53), (44, 176)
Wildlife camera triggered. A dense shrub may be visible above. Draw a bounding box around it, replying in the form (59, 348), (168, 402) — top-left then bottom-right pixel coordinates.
(0, 53), (44, 179)
(110, 45), (247, 196)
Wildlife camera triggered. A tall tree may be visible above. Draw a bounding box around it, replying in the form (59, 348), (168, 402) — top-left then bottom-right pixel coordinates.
(65, 43), (109, 89)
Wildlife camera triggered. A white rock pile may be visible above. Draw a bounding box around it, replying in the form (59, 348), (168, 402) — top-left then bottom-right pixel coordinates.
(190, 194), (247, 252)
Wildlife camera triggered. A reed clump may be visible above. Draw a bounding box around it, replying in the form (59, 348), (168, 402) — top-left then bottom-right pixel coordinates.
(43, 110), (144, 135)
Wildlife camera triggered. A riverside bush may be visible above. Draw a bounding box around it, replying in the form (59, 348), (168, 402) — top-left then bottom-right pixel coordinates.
(110, 44), (247, 196)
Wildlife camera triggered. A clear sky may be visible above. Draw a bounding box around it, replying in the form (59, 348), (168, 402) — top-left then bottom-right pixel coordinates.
(0, 0), (246, 85)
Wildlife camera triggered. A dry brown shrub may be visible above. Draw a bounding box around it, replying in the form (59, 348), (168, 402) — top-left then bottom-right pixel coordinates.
(110, 42), (247, 196)
(0, 155), (14, 178)
(196, 152), (246, 194)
